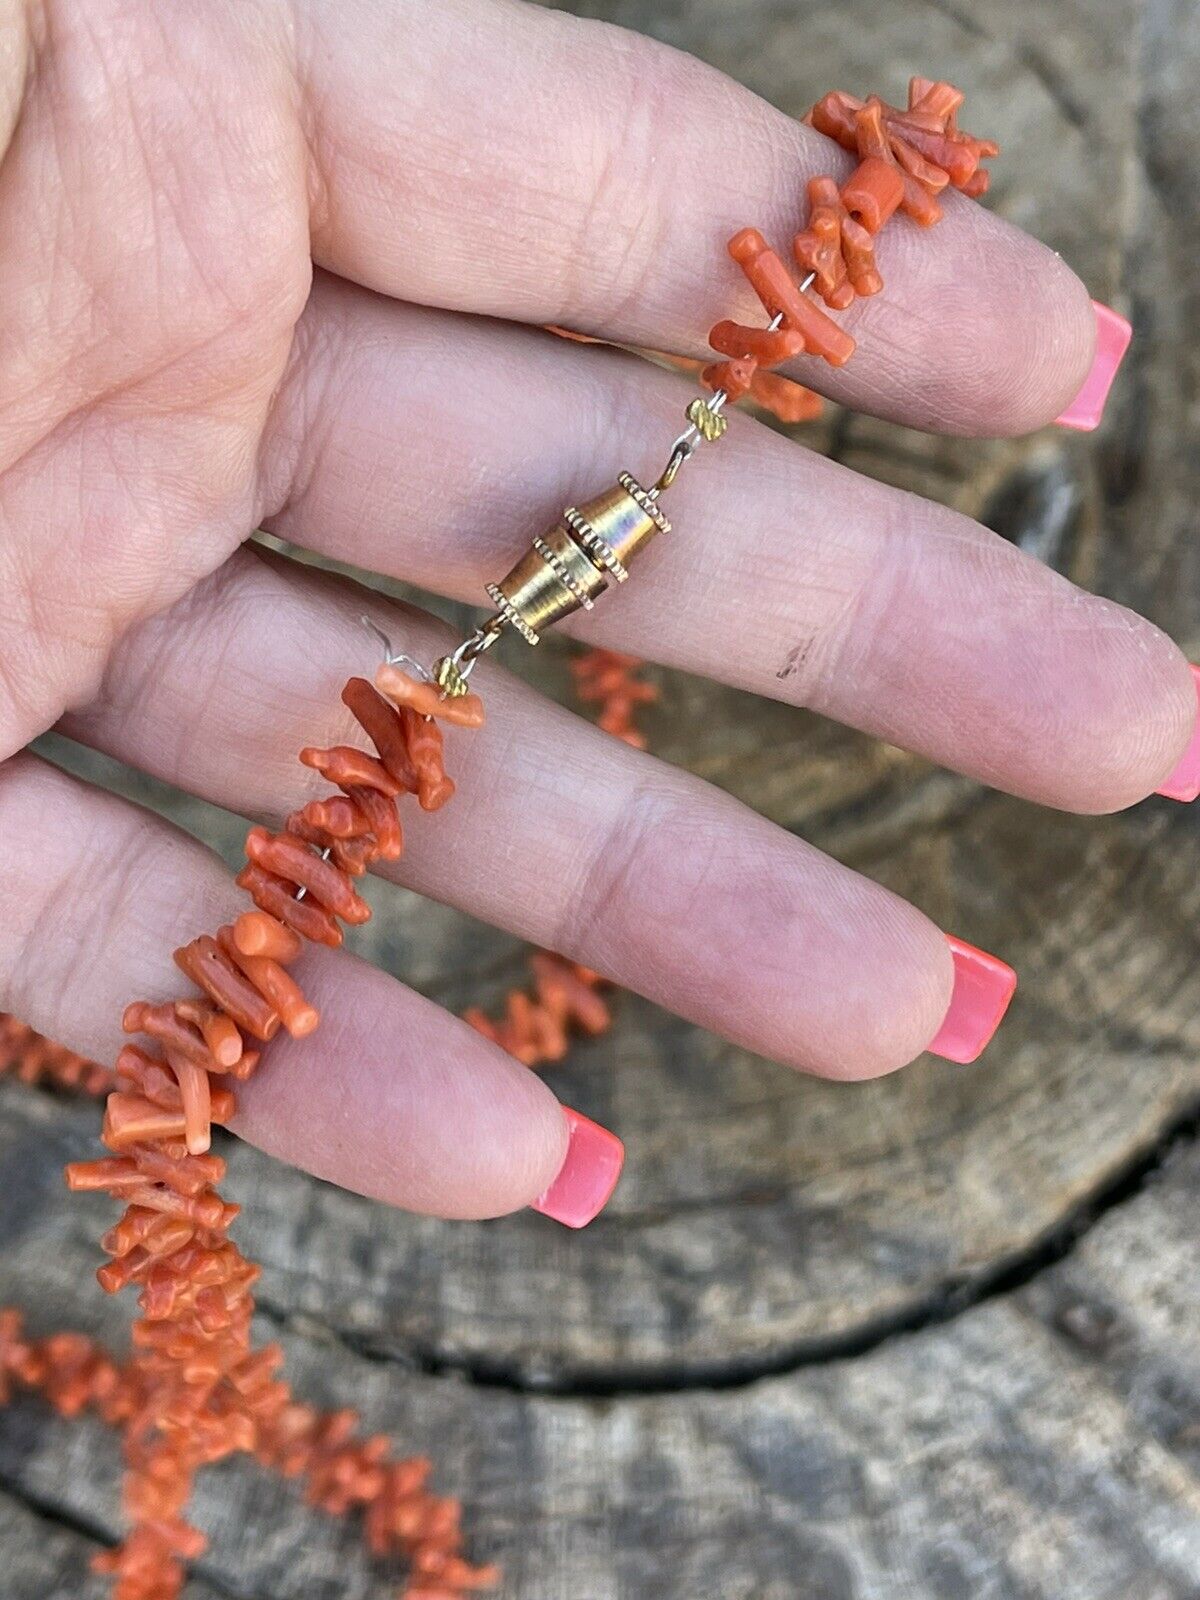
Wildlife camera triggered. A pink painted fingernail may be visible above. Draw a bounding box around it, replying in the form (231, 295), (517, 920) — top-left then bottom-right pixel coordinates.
(530, 1108), (624, 1228)
(1055, 301), (1132, 431)
(929, 936), (1017, 1064)
(1156, 664), (1200, 802)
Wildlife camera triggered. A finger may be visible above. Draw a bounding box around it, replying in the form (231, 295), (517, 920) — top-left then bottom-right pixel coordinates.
(256, 277), (1195, 815)
(295, 0), (1096, 433)
(0, 751), (575, 1220)
(63, 545), (965, 1081)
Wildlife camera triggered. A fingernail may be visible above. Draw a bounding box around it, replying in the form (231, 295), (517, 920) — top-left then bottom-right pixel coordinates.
(929, 936), (1017, 1064)
(530, 1108), (624, 1228)
(1156, 663), (1200, 802)
(1055, 301), (1132, 431)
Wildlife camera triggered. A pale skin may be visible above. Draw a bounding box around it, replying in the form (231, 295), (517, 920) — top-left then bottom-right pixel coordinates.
(0, 0), (1193, 1220)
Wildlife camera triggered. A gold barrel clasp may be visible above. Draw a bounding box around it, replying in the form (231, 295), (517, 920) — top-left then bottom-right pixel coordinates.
(486, 472), (670, 645)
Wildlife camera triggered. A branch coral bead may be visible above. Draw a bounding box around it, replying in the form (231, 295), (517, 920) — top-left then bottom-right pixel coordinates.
(808, 78), (998, 224)
(793, 175), (886, 309)
(375, 662), (487, 729)
(708, 319), (807, 368)
(729, 226), (857, 366)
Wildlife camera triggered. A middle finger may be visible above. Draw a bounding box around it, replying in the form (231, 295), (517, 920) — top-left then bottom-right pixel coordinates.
(258, 274), (1196, 816)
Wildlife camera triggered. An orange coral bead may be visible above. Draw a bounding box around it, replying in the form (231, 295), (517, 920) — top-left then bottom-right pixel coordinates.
(127, 1184), (235, 1232)
(855, 97), (946, 225)
(243, 828), (371, 925)
(287, 793), (374, 841)
(530, 951), (611, 1035)
(342, 677), (419, 791)
(102, 1093), (188, 1151)
(215, 925), (319, 1039)
(399, 710), (456, 812)
(115, 1044), (241, 1116)
(122, 1002), (221, 1073)
(236, 862), (344, 948)
(747, 369), (823, 424)
(133, 1146), (227, 1197)
(570, 650), (657, 748)
(708, 319), (806, 367)
(231, 910), (302, 963)
(702, 355), (758, 402)
(841, 154), (905, 233)
(727, 227), (856, 366)
(793, 175), (883, 310)
(173, 934), (282, 1042)
(164, 1049), (212, 1157)
(115, 1045), (178, 1102)
(902, 77), (997, 186)
(373, 664), (486, 729)
(189, 1005), (244, 1071)
(314, 831), (379, 878)
(345, 783), (403, 860)
(66, 1156), (150, 1194)
(300, 744), (404, 797)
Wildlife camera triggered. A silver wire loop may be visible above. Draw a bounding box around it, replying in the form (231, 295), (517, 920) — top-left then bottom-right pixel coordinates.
(358, 615), (434, 683)
(443, 613), (505, 684)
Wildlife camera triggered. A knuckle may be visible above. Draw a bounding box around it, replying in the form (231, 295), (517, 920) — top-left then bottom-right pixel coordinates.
(557, 38), (687, 330)
(553, 774), (671, 963)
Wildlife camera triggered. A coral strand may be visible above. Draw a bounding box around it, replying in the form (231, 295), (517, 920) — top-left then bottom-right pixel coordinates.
(52, 668), (488, 1600)
(0, 1307), (498, 1597)
(464, 952), (612, 1068)
(705, 77), (996, 405)
(0, 1013), (113, 1096)
(570, 649), (658, 749)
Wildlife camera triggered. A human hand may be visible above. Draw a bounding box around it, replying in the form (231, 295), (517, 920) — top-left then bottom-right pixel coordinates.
(1, 0), (1194, 1224)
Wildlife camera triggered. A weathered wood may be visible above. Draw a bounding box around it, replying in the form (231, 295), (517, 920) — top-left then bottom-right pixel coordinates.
(3, 1101), (1198, 1597)
(3, 0), (1200, 1593)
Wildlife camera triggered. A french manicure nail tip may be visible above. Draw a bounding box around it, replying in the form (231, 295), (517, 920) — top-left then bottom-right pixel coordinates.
(1055, 301), (1132, 432)
(929, 935), (1017, 1065)
(530, 1108), (624, 1229)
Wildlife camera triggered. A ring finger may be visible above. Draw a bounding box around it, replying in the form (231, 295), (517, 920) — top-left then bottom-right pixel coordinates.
(66, 543), (1006, 1082)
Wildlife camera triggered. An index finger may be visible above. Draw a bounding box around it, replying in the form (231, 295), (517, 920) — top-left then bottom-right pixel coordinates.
(294, 0), (1102, 434)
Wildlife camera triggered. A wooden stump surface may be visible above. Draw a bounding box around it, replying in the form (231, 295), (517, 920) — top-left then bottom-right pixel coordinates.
(3, 0), (1200, 1594)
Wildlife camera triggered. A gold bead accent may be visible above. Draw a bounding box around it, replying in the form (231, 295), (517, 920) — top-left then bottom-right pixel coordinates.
(432, 655), (472, 697)
(686, 397), (728, 441)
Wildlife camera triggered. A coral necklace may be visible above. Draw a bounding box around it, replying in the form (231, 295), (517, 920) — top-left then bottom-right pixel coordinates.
(1, 77), (997, 1600)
